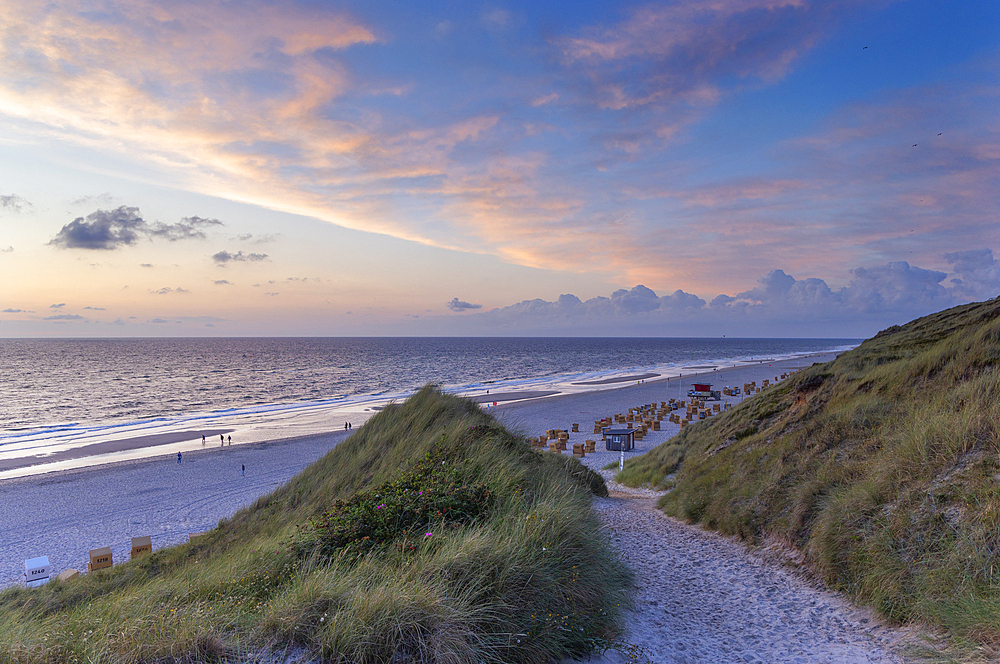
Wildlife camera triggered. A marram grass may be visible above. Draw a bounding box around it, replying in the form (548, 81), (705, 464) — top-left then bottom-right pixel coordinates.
(618, 297), (1000, 660)
(0, 387), (632, 663)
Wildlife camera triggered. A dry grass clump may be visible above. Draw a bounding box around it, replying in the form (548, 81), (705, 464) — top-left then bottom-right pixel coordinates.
(619, 297), (1000, 659)
(0, 387), (631, 663)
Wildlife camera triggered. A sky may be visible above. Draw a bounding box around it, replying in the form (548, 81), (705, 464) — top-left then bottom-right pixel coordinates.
(0, 0), (997, 338)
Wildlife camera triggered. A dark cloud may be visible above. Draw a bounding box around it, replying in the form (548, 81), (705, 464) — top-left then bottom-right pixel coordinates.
(151, 287), (190, 295)
(49, 206), (224, 249)
(44, 313), (85, 321)
(0, 194), (30, 212)
(50, 303), (66, 308)
(140, 263), (154, 268)
(447, 297), (483, 312)
(212, 250), (270, 264)
(214, 279), (233, 285)
(83, 306), (106, 310)
(3, 308), (24, 313)
(148, 216), (223, 241)
(49, 206), (147, 249)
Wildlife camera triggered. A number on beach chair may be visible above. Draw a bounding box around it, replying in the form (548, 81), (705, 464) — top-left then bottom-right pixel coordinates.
(87, 547), (113, 573)
(131, 536), (152, 559)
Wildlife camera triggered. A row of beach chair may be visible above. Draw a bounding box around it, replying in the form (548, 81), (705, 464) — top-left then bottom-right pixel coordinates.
(23, 533), (206, 587)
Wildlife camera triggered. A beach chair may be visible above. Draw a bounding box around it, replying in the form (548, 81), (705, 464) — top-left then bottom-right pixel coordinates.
(24, 556), (51, 588)
(131, 536), (152, 559)
(56, 569), (79, 582)
(572, 443), (585, 458)
(88, 547), (113, 573)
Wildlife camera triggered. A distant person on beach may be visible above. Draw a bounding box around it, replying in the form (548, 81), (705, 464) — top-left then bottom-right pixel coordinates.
(202, 435), (205, 444)
(177, 452), (182, 464)
(220, 434), (224, 444)
(348, 422), (351, 430)
(241, 464), (245, 476)
(228, 435), (231, 444)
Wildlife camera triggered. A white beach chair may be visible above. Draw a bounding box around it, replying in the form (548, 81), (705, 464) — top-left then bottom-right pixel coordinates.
(24, 556), (51, 588)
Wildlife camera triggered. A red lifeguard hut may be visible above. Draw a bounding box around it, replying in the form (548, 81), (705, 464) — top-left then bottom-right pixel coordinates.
(687, 383), (722, 400)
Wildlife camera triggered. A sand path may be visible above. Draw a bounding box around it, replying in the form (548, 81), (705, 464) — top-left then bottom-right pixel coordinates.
(569, 477), (915, 664)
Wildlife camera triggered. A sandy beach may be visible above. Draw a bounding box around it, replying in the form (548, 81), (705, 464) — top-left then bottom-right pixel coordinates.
(1, 350), (920, 662)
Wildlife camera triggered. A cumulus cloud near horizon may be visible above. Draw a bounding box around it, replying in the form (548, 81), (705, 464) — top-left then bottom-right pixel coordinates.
(447, 297), (482, 312)
(49, 206), (223, 250)
(451, 251), (1000, 337)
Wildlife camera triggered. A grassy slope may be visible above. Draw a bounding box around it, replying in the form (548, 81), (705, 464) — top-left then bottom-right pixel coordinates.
(619, 298), (1000, 655)
(0, 387), (632, 664)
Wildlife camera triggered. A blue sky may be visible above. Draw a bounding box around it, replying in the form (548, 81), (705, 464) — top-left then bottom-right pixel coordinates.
(0, 0), (997, 336)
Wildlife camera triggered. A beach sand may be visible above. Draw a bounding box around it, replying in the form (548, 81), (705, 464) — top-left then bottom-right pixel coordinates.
(0, 354), (831, 588)
(1, 350), (919, 663)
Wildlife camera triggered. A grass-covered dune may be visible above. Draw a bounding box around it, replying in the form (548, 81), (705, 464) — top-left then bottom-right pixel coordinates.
(0, 387), (632, 663)
(620, 297), (1000, 654)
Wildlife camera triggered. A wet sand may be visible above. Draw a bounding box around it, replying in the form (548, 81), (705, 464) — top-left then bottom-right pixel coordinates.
(0, 430), (235, 473)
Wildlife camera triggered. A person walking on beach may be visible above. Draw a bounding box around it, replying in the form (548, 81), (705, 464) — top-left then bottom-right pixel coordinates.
(241, 464), (245, 477)
(228, 435), (232, 445)
(220, 434), (224, 445)
(177, 451), (182, 464)
(202, 435), (205, 444)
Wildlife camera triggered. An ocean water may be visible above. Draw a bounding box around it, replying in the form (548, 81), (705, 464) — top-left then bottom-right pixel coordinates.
(0, 337), (858, 444)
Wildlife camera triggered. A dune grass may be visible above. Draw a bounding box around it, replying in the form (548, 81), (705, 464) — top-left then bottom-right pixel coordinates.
(618, 297), (1000, 659)
(0, 387), (632, 663)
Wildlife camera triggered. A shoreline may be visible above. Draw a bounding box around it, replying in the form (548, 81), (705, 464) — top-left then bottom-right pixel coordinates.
(0, 352), (838, 590)
(0, 350), (842, 481)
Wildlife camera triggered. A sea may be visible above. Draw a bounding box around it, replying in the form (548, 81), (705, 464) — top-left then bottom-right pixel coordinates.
(0, 337), (859, 475)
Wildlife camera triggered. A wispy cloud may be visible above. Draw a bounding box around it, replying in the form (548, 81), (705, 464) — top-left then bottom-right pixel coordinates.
(0, 193), (29, 211)
(212, 250), (269, 264)
(0, 0), (992, 310)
